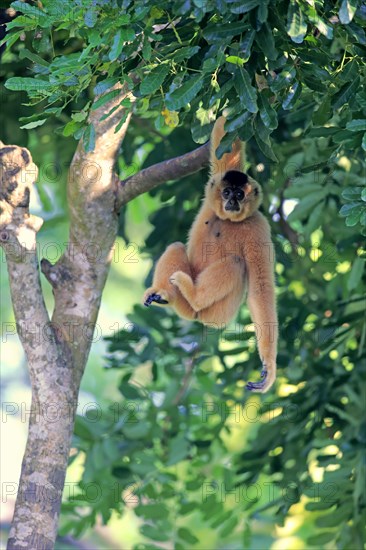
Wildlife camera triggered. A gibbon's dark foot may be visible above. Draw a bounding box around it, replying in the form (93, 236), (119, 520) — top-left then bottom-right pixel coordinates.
(144, 293), (169, 307)
(246, 366), (268, 392)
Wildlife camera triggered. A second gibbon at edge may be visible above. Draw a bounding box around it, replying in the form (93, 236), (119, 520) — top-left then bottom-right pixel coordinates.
(144, 117), (278, 393)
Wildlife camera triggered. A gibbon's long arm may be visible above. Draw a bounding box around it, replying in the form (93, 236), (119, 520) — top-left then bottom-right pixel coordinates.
(241, 215), (278, 392)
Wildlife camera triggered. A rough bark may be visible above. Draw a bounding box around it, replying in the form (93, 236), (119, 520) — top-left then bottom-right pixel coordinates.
(1, 93), (210, 549)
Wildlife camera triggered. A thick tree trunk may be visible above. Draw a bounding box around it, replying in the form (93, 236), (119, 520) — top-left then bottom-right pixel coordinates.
(7, 397), (76, 550)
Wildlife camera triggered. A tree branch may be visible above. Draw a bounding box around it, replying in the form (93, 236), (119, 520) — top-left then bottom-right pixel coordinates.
(117, 142), (210, 207)
(0, 145), (64, 384)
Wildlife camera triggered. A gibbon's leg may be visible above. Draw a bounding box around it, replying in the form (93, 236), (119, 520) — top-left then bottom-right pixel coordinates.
(198, 279), (245, 326)
(170, 256), (245, 319)
(244, 243), (278, 393)
(143, 242), (196, 320)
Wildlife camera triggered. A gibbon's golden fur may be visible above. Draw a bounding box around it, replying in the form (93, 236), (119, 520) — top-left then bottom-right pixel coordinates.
(143, 117), (278, 392)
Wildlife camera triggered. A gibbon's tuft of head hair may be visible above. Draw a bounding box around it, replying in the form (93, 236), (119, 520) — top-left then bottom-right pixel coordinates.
(223, 170), (248, 187)
(209, 116), (244, 176)
(206, 117), (262, 222)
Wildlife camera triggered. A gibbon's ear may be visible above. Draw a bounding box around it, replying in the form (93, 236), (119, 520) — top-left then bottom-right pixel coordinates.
(210, 116), (245, 176)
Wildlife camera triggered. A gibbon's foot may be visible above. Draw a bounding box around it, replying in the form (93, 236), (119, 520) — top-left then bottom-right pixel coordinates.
(246, 365), (269, 393)
(169, 271), (184, 286)
(144, 292), (169, 307)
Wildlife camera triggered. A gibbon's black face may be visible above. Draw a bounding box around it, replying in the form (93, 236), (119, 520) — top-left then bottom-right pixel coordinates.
(221, 170), (247, 211)
(206, 169), (262, 222)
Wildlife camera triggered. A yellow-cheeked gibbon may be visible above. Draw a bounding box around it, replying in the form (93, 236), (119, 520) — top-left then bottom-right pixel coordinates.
(143, 117), (278, 393)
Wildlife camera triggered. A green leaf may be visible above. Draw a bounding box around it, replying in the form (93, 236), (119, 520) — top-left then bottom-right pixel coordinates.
(135, 503), (169, 520)
(220, 516), (239, 538)
(287, 1), (307, 43)
(255, 133), (278, 162)
(102, 439), (121, 462)
(92, 89), (120, 110)
(20, 119), (47, 129)
(240, 30), (256, 62)
(165, 75), (204, 110)
(332, 76), (360, 110)
(215, 132), (237, 159)
(173, 46), (200, 63)
(307, 532), (335, 545)
(339, 202), (361, 217)
(84, 8), (98, 28)
(140, 64), (170, 95)
(282, 81), (301, 110)
(306, 501), (335, 511)
(284, 184), (323, 200)
(288, 190), (327, 221)
(114, 112), (128, 133)
(5, 77), (53, 92)
(203, 21), (249, 43)
(313, 95), (331, 125)
(140, 524), (171, 550)
(347, 257), (364, 291)
(362, 133), (366, 152)
(341, 187), (363, 200)
(74, 415), (97, 441)
(305, 8), (333, 39)
(119, 381), (142, 399)
(346, 119), (366, 132)
(305, 201), (324, 236)
(19, 48), (50, 67)
(142, 36), (152, 61)
(346, 206), (363, 226)
(109, 30), (128, 61)
(234, 69), (258, 114)
(83, 124), (96, 153)
(339, 0), (359, 24)
(229, 0), (260, 14)
(346, 22), (366, 45)
(191, 107), (213, 143)
(225, 111), (251, 133)
(11, 1), (47, 21)
(140, 524), (170, 542)
(177, 527), (199, 544)
(226, 55), (244, 66)
(256, 23), (278, 60)
(339, 59), (358, 83)
(94, 78), (119, 95)
(257, 1), (269, 23)
(258, 92), (278, 129)
(123, 421), (151, 439)
(362, 189), (366, 202)
(91, 442), (106, 470)
(166, 433), (189, 465)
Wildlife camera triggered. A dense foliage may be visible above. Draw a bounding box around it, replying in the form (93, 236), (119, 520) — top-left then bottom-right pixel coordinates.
(2, 0), (366, 548)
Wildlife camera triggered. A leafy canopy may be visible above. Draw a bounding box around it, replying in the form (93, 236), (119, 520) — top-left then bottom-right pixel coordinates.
(3, 0), (366, 548)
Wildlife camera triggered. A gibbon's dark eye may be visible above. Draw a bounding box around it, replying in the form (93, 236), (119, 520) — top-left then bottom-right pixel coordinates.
(222, 188), (232, 200)
(235, 189), (244, 201)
